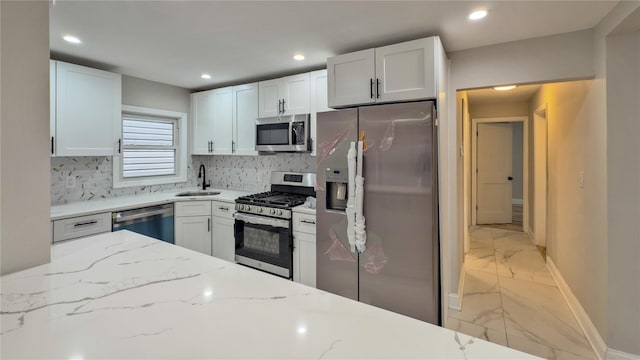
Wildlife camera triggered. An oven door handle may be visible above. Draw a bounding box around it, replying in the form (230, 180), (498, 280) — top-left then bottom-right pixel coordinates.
(234, 213), (289, 229)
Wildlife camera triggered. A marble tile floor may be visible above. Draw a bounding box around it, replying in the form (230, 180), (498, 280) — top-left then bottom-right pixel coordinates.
(447, 227), (597, 360)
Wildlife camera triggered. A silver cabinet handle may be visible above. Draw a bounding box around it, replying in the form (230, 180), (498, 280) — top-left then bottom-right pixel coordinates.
(232, 141), (235, 152)
(300, 219), (316, 225)
(74, 220), (98, 227)
(208, 218), (211, 232)
(218, 206), (229, 211)
(282, 98), (286, 113)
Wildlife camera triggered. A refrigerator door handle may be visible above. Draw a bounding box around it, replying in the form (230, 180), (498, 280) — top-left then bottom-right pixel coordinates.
(354, 140), (367, 253)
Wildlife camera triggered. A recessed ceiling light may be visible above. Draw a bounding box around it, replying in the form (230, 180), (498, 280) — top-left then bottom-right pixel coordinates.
(468, 10), (488, 20)
(293, 54), (305, 61)
(63, 35), (81, 44)
(201, 73), (211, 79)
(494, 85), (517, 91)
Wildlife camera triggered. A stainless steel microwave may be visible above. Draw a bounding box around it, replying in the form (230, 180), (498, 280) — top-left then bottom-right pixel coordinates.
(255, 114), (310, 152)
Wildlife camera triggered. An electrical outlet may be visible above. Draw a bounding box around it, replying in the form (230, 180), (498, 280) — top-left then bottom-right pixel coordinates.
(578, 171), (584, 189)
(65, 176), (76, 189)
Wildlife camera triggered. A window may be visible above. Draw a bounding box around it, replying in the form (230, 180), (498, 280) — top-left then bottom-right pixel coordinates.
(114, 105), (187, 188)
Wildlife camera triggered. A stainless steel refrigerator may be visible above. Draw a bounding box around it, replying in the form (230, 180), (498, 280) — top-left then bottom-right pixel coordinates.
(316, 101), (440, 325)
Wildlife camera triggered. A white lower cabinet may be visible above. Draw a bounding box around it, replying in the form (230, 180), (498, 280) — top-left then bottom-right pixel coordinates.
(52, 212), (112, 243)
(292, 211), (316, 287)
(211, 201), (235, 262)
(293, 231), (316, 287)
(175, 215), (212, 256)
(174, 200), (235, 262)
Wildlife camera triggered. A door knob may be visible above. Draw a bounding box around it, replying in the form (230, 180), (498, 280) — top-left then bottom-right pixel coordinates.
(508, 176), (514, 181)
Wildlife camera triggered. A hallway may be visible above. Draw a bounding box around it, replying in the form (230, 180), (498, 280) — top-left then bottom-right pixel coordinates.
(446, 227), (597, 359)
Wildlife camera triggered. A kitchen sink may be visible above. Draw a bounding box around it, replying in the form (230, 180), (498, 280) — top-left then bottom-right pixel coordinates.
(175, 191), (221, 197)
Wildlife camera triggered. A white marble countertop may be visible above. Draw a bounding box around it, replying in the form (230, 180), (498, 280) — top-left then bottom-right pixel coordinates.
(0, 231), (538, 359)
(50, 188), (252, 221)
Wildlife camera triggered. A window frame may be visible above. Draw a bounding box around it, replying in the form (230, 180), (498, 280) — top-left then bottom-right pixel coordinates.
(113, 105), (188, 189)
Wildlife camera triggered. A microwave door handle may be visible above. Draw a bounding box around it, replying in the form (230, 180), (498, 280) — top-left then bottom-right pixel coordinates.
(288, 121), (293, 146)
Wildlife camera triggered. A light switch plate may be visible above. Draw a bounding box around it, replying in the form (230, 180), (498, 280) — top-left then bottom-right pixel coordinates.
(578, 171), (584, 188)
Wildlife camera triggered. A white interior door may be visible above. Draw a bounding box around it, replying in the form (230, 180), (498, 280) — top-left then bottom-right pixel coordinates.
(477, 123), (513, 224)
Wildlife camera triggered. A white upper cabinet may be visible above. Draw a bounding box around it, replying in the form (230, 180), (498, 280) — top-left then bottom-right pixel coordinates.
(375, 37), (436, 102)
(327, 49), (375, 108)
(309, 69), (332, 157)
(282, 73), (310, 116)
(53, 61), (121, 156)
(191, 90), (216, 155)
(211, 87), (233, 155)
(50, 60), (56, 156)
(258, 74), (310, 118)
(192, 83), (258, 156)
(258, 78), (282, 118)
(232, 83), (258, 156)
(328, 37), (441, 108)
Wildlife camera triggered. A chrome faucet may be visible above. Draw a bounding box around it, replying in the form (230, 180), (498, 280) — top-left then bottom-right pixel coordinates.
(198, 164), (210, 191)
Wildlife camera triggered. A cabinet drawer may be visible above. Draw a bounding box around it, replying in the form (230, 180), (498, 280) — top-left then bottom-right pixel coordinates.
(175, 201), (211, 217)
(293, 212), (316, 235)
(53, 212), (112, 243)
(212, 201), (234, 219)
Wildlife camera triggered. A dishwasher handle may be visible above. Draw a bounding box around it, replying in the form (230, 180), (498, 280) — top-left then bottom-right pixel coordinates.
(113, 204), (173, 223)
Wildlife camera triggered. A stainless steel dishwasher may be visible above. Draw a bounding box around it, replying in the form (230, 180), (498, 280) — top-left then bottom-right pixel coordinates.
(112, 203), (174, 244)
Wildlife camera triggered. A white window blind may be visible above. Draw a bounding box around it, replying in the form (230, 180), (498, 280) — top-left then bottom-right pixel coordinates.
(122, 116), (177, 178)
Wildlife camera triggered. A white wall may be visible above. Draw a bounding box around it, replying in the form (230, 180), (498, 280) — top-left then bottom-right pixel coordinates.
(0, 1), (51, 275)
(447, 29), (596, 298)
(122, 75), (190, 114)
(529, 80), (607, 340)
(605, 29), (640, 356)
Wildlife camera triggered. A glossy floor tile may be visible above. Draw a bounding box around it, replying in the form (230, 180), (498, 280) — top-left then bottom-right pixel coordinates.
(447, 227), (597, 360)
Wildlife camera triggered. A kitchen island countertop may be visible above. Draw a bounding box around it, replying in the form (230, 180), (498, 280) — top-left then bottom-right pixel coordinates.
(0, 231), (539, 359)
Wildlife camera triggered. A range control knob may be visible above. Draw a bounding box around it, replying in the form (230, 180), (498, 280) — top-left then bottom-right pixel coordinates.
(270, 209), (276, 215)
(246, 206), (251, 211)
(236, 205), (242, 211)
(256, 207), (262, 213)
(276, 209), (283, 216)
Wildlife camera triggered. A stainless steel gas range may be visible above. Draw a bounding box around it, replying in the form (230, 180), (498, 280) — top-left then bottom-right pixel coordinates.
(234, 172), (316, 279)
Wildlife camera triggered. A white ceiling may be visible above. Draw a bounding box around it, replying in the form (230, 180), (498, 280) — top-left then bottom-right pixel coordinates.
(50, 1), (617, 90)
(467, 84), (542, 105)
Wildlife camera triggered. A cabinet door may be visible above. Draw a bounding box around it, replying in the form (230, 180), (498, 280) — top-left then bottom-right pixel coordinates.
(211, 87), (233, 155)
(282, 73), (310, 116)
(258, 78), (282, 118)
(327, 49), (375, 108)
(375, 37), (436, 103)
(294, 231), (316, 287)
(211, 216), (235, 262)
(55, 61), (121, 156)
(191, 91), (216, 155)
(50, 60), (56, 156)
(310, 70), (333, 157)
(175, 216), (212, 255)
(232, 83), (258, 155)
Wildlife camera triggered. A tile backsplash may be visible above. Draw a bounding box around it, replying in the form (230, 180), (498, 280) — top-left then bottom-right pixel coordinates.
(201, 153), (316, 192)
(51, 154), (316, 205)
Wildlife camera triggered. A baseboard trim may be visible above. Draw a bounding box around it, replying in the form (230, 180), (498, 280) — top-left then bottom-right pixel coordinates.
(512, 198), (523, 205)
(547, 256), (607, 360)
(528, 226), (535, 243)
(448, 266), (465, 311)
(606, 348), (640, 360)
